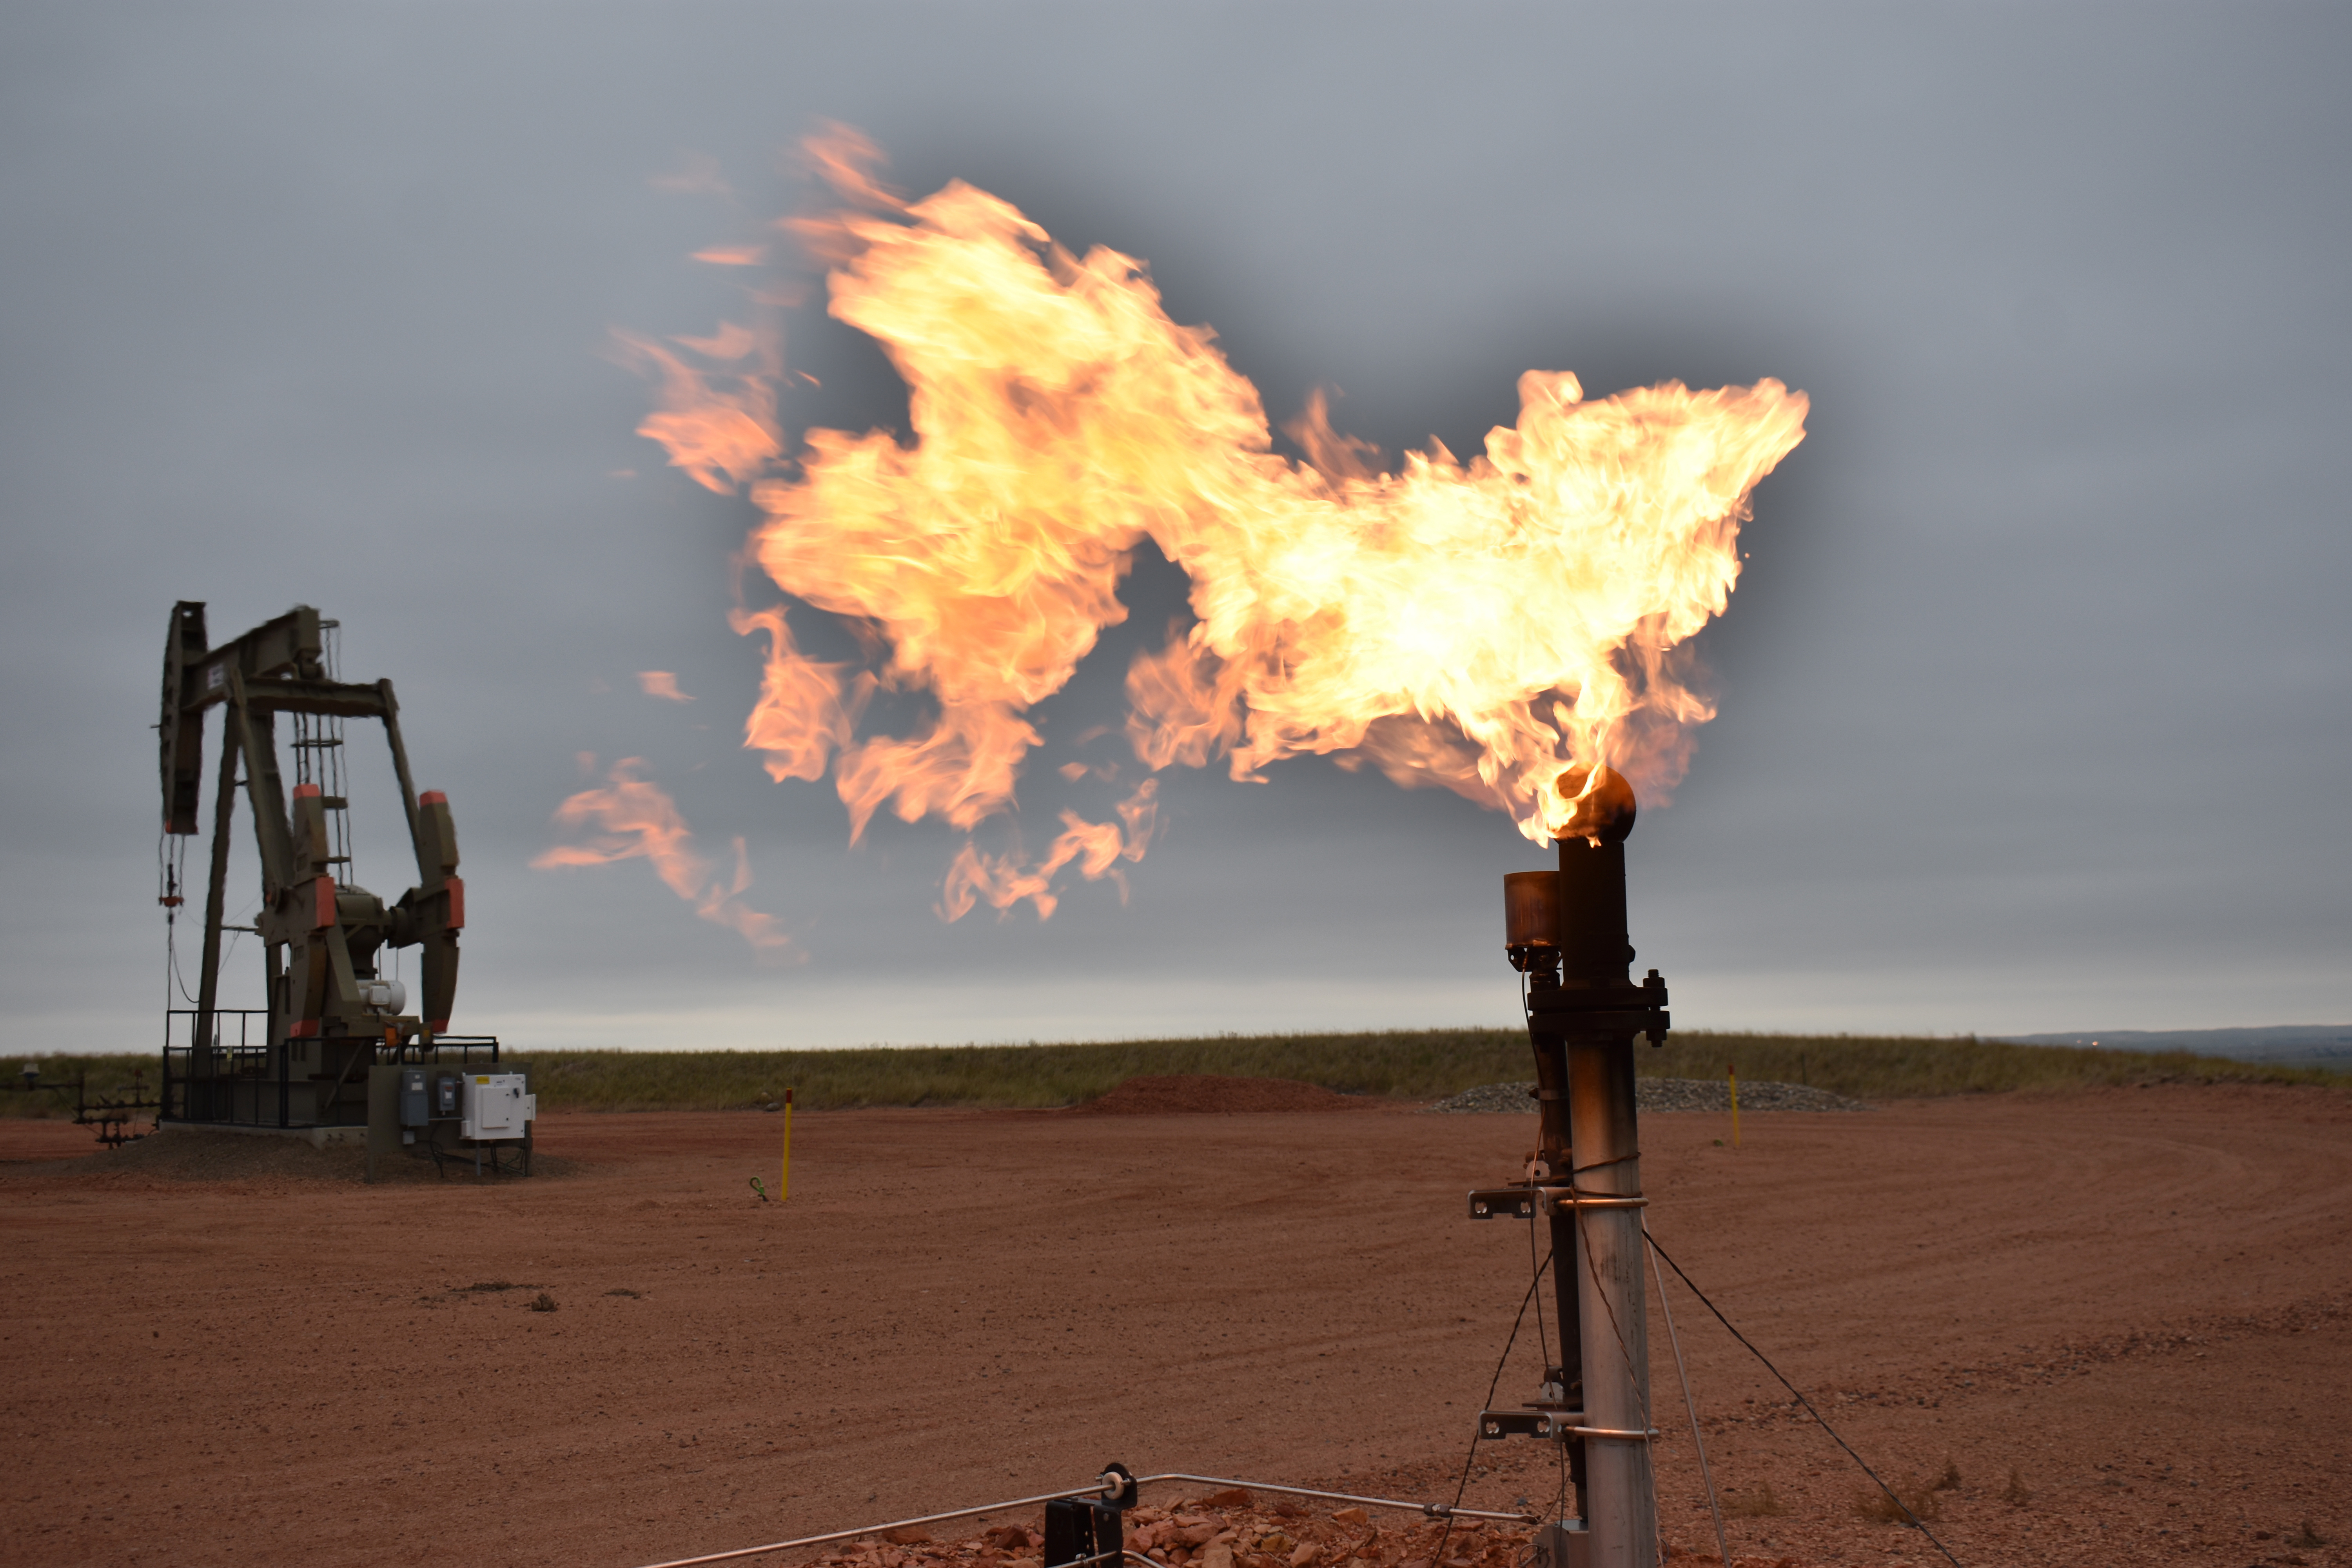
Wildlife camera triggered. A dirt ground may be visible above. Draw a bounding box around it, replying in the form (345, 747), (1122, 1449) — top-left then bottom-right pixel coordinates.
(2, 1082), (2346, 1568)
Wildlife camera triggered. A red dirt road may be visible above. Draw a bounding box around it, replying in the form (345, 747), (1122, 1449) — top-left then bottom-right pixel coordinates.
(2, 1084), (2346, 1568)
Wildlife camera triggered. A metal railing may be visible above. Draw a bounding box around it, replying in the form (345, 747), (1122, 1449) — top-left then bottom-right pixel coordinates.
(378, 1035), (501, 1065)
(633, 1470), (1543, 1568)
(162, 1010), (273, 1125)
(160, 1011), (500, 1128)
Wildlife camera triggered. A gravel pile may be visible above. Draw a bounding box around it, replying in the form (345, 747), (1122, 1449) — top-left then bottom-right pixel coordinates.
(1426, 1077), (1873, 1113)
(1075, 1075), (1384, 1114)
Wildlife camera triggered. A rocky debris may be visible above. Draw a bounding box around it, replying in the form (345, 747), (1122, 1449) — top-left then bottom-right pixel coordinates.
(804, 1497), (1557, 1568)
(1075, 1076), (1387, 1115)
(1425, 1078), (1871, 1114)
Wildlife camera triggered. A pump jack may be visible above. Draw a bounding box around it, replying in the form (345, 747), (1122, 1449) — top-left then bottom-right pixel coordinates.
(157, 602), (492, 1130)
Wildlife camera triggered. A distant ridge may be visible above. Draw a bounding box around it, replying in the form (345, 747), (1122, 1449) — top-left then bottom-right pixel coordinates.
(1999, 1025), (2352, 1073)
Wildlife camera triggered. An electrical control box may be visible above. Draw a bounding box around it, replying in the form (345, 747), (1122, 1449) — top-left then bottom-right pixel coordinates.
(398, 1068), (429, 1129)
(461, 1073), (535, 1142)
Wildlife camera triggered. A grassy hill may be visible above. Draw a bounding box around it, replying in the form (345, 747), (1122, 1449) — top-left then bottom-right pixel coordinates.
(5, 1028), (2341, 1117)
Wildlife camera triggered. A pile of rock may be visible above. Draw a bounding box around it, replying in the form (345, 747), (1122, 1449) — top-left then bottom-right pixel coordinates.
(1425, 1078), (1872, 1114)
(1077, 1077), (1384, 1115)
(809, 1490), (1529, 1568)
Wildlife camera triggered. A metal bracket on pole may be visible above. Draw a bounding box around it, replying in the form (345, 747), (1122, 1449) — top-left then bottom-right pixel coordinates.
(1467, 1188), (1541, 1220)
(1467, 1186), (1647, 1220)
(1477, 1408), (1583, 1441)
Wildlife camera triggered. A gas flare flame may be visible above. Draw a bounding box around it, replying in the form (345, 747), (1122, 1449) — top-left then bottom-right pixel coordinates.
(532, 756), (793, 957)
(624, 129), (1807, 923)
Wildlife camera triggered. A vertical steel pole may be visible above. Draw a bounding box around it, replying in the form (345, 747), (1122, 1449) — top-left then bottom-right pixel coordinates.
(1557, 832), (1657, 1568)
(1565, 1031), (1656, 1567)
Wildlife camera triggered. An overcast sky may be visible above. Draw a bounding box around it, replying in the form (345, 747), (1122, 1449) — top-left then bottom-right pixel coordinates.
(4, 3), (2346, 1054)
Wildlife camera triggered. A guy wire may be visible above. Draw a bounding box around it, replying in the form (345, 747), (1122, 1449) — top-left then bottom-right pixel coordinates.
(1642, 1232), (1965, 1568)
(1644, 1219), (1727, 1568)
(1436, 1245), (1553, 1568)
(1519, 1166), (1570, 1533)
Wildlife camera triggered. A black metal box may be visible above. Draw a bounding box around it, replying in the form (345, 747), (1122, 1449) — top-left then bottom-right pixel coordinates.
(1043, 1499), (1122, 1568)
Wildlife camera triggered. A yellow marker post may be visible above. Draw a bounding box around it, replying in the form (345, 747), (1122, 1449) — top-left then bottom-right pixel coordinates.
(1727, 1062), (1740, 1149)
(780, 1087), (793, 1202)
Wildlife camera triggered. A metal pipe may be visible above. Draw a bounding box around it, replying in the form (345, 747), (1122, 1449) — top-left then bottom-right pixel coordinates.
(1537, 1192), (1645, 1211)
(1506, 866), (1588, 1515)
(1548, 773), (1659, 1568)
(1129, 1475), (1532, 1521)
(630, 1481), (1117, 1568)
(628, 1472), (1539, 1568)
(1564, 1021), (1657, 1568)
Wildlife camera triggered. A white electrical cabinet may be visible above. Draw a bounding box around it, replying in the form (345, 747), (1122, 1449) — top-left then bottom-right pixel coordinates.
(461, 1073), (536, 1141)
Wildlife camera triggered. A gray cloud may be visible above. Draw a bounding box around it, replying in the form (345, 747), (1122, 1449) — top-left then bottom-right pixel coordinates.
(4, 3), (2346, 1051)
